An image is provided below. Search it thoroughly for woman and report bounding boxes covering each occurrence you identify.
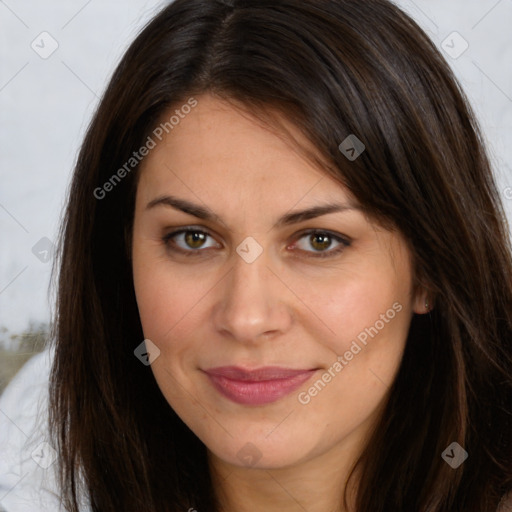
[46,0,512,510]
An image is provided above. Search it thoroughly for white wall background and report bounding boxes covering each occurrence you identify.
[1,0,511,346]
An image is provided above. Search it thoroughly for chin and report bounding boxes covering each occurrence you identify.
[204,429,316,470]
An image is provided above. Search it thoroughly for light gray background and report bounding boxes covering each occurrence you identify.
[1,0,511,345]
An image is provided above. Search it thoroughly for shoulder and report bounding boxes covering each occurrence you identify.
[0,348,89,511]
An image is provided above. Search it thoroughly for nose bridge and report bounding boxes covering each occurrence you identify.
[230,250,269,300]
[213,248,291,342]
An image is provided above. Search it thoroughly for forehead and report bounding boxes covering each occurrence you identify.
[137,94,353,207]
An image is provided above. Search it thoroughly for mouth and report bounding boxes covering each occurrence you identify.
[202,366,318,405]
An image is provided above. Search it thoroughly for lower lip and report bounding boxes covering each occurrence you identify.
[204,371,317,405]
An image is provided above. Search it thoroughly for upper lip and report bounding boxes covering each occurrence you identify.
[202,366,317,381]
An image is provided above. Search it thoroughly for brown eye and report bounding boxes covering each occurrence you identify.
[291,230,351,258]
[162,229,220,253]
[184,231,207,249]
[309,233,332,251]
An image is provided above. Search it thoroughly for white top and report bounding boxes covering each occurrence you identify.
[1,349,510,512]
[0,349,89,512]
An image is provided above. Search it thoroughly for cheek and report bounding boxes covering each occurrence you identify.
[335,280,409,351]
[293,277,410,434]
[132,243,192,343]
[133,247,219,370]
[291,261,411,353]
[133,264,204,345]
[289,257,413,418]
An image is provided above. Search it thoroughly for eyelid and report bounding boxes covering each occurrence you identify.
[294,228,351,245]
[162,225,216,241]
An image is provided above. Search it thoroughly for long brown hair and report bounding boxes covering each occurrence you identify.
[48,0,512,510]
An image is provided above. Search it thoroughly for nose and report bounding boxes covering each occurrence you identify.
[212,249,293,344]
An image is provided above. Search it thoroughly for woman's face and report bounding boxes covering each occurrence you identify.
[132,94,424,472]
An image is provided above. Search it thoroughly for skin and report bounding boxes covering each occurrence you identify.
[131,94,428,512]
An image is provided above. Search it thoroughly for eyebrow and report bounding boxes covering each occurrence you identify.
[145,194,359,228]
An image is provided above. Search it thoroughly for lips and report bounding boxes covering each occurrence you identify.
[202,366,317,405]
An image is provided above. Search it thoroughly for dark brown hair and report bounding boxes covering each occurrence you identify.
[49,0,512,510]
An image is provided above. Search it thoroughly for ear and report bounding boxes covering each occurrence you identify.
[413,288,433,315]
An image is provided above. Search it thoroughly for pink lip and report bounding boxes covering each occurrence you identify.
[202,366,317,405]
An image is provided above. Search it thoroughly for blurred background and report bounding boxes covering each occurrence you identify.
[1,0,511,393]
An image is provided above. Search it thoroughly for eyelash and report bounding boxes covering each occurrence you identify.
[161,226,351,259]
